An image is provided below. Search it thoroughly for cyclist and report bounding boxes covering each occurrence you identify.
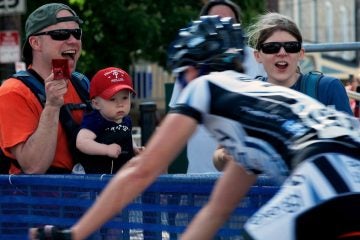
[30,16,360,240]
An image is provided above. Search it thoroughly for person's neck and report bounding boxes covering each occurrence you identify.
[114,118,123,124]
[30,60,52,81]
[98,109,124,124]
[268,73,300,88]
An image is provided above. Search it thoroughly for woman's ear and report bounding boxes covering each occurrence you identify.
[298,47,305,60]
[253,50,262,63]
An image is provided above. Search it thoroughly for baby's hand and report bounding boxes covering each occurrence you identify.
[107,143,121,158]
[134,146,145,155]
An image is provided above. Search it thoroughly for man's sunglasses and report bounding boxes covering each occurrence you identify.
[259,41,302,54]
[32,29,82,41]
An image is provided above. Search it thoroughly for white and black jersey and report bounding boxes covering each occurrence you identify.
[170,70,360,183]
[244,153,360,240]
[170,70,360,239]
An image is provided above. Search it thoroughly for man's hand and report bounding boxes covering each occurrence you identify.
[29,225,72,240]
[44,73,68,108]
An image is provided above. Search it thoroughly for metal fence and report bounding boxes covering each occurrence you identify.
[0,174,278,240]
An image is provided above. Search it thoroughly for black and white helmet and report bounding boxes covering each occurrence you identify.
[167,15,245,73]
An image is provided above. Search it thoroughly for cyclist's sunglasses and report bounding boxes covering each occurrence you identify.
[32,29,82,41]
[259,41,302,54]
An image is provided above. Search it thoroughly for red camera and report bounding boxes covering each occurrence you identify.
[52,59,70,80]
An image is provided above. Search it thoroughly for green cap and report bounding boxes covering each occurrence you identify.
[23,3,83,65]
[25,3,83,39]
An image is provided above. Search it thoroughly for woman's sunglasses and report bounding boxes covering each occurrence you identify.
[259,41,302,54]
[32,29,82,41]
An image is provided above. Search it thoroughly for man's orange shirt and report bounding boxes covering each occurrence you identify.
[0,77,84,174]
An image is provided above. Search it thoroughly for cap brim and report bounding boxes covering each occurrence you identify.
[99,86,136,100]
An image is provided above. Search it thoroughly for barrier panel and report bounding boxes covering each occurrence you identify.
[0,174,279,239]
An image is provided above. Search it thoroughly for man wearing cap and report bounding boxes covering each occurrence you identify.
[75,67,142,174]
[0,3,86,174]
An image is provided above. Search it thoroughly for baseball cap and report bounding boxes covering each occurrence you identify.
[90,67,136,99]
[22,3,83,64]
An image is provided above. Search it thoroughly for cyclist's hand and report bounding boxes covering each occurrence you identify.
[29,225,72,240]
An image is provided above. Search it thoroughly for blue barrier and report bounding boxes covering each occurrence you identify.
[0,174,279,239]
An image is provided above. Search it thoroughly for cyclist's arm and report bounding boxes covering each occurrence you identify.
[181,160,257,240]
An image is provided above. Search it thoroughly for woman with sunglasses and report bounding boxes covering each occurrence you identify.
[249,12,352,115]
[213,12,353,171]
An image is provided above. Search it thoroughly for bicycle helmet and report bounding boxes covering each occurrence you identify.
[167,15,245,74]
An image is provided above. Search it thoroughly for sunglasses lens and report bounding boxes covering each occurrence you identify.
[70,29,82,40]
[260,42,301,54]
[284,42,301,53]
[49,31,71,40]
[261,43,281,54]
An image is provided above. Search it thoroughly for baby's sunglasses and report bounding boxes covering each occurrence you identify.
[259,41,302,54]
[32,29,82,41]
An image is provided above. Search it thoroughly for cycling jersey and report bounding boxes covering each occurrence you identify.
[244,153,360,240]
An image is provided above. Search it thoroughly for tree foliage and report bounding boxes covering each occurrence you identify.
[24,0,265,77]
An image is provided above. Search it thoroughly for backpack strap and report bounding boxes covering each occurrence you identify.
[60,72,92,153]
[13,70,46,105]
[69,71,92,111]
[300,71,323,99]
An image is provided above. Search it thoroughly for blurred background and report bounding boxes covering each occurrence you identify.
[1,0,360,116]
